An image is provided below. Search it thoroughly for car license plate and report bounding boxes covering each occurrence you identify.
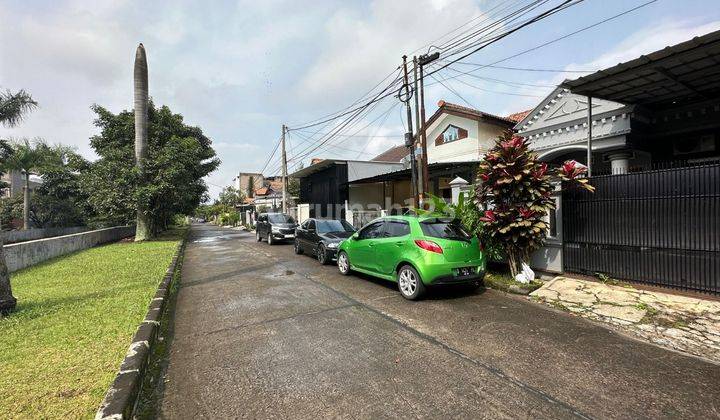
[456,266,475,277]
[284,234,294,238]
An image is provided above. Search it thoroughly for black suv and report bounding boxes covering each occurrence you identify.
[294,218,356,264]
[256,213,297,245]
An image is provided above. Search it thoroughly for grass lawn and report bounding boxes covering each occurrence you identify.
[0,228,184,419]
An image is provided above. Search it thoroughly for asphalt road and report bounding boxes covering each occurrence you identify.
[158,224,720,419]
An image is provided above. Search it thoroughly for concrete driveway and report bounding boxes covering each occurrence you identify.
[158,224,720,419]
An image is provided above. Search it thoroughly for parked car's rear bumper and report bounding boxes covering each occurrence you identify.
[430,270,485,285]
[416,257,487,285]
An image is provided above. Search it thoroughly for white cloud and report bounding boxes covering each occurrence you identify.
[296,0,486,105]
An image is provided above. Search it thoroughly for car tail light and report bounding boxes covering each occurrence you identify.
[414,239,443,254]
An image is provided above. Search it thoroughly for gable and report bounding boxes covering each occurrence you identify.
[517,88,627,135]
[434,124,468,146]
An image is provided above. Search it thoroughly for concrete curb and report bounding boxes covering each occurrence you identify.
[95,231,188,420]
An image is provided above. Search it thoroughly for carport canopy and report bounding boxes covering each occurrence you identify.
[562,29,720,110]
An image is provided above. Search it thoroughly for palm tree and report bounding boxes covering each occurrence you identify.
[0,89,38,314]
[2,139,62,230]
[134,43,152,241]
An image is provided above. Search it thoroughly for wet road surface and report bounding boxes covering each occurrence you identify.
[158,224,720,419]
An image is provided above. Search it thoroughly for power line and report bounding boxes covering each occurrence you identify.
[429,74,477,108]
[257,135,282,174]
[451,62,593,73]
[425,0,585,80]
[432,68,546,97]
[434,0,658,83]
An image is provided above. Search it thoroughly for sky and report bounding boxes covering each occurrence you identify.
[1,0,719,199]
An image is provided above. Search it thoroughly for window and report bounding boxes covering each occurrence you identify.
[384,220,410,238]
[358,222,384,240]
[435,125,468,146]
[316,219,355,234]
[268,214,295,224]
[443,125,460,143]
[420,218,472,241]
[307,220,316,230]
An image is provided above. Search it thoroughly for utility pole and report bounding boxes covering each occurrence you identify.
[586,96,592,177]
[417,52,439,207]
[281,124,288,213]
[400,56,418,207]
[412,56,423,200]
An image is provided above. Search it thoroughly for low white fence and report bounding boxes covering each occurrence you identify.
[3,226,136,272]
[2,226,91,244]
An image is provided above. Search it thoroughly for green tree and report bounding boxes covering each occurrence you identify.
[0,88,37,314]
[2,139,68,229]
[218,185,244,208]
[475,130,594,278]
[83,102,220,233]
[287,177,300,199]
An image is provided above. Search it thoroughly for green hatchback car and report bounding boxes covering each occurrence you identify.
[336,215,485,300]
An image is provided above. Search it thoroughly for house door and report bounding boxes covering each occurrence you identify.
[530,190,563,273]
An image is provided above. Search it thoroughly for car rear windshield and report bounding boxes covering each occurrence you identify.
[420,218,472,241]
[316,219,355,234]
[268,214,295,224]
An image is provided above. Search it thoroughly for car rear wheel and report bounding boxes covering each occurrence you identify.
[294,240,303,254]
[317,244,328,265]
[337,251,350,275]
[398,265,425,300]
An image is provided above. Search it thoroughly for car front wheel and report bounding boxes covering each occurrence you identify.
[337,251,350,275]
[267,234,274,245]
[397,265,426,300]
[256,231,262,242]
[294,240,303,254]
[317,244,329,265]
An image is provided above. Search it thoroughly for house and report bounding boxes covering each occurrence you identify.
[424,101,518,164]
[233,172,264,198]
[1,170,42,198]
[343,101,518,224]
[516,29,720,293]
[289,159,404,220]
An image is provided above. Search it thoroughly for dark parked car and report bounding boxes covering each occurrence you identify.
[256,213,297,245]
[294,218,356,264]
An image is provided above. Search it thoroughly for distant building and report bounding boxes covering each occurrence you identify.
[1,170,42,198]
[233,172,264,198]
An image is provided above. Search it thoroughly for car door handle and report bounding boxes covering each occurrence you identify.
[395,241,403,247]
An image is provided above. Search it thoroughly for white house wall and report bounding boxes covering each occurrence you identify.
[425,113,505,164]
[517,89,632,156]
[346,161,404,182]
[348,183,384,209]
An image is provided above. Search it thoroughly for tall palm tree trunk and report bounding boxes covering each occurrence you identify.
[134,43,152,241]
[23,172,30,230]
[0,236,16,314]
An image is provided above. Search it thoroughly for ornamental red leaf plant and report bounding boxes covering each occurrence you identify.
[476,129,595,278]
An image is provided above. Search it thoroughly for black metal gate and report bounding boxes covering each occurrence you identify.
[562,164,720,293]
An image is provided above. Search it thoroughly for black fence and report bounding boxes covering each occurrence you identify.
[562,164,720,293]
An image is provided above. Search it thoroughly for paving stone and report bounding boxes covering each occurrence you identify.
[532,277,720,363]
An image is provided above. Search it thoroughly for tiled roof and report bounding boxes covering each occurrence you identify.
[506,109,532,123]
[371,145,408,162]
[426,101,517,129]
[254,187,269,196]
[268,179,284,191]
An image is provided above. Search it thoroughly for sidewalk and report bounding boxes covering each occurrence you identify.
[531,277,720,363]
